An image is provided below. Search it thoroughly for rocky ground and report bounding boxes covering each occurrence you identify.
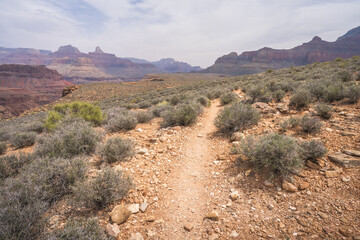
[5,91,360,240]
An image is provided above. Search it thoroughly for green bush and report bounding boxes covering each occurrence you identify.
[45,217,110,240]
[73,168,132,208]
[207,90,224,100]
[151,104,171,117]
[290,89,312,108]
[105,108,138,133]
[336,70,352,82]
[100,137,134,164]
[220,92,238,105]
[215,102,260,134]
[35,118,100,158]
[0,154,32,180]
[135,110,154,123]
[241,133,303,176]
[315,103,333,119]
[197,96,211,107]
[247,85,272,103]
[0,142,6,155]
[346,85,360,103]
[162,103,202,127]
[324,84,345,102]
[299,115,323,133]
[45,101,103,131]
[300,140,327,162]
[10,132,37,149]
[272,90,286,102]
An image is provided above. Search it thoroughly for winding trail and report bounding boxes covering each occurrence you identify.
[159,100,222,239]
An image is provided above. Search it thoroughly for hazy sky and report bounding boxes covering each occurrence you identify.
[1,0,359,67]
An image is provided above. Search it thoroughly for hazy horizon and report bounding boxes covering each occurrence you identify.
[1,0,360,68]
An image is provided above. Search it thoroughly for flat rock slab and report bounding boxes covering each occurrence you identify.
[328,153,360,168]
[342,149,360,157]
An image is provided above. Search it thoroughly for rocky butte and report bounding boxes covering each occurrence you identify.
[203,26,360,75]
[0,64,71,119]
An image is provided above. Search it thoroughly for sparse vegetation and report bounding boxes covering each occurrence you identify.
[72,168,132,208]
[299,115,323,133]
[300,140,327,162]
[290,89,312,108]
[45,217,110,240]
[215,102,260,134]
[0,142,6,155]
[220,92,238,105]
[100,137,134,163]
[162,103,202,127]
[135,110,154,123]
[0,154,32,180]
[315,103,333,119]
[35,118,100,158]
[346,85,360,103]
[10,132,37,149]
[240,133,303,176]
[105,108,138,132]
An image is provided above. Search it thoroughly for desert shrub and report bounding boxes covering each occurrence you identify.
[241,133,303,176]
[138,101,152,109]
[162,103,202,127]
[299,115,323,133]
[0,142,6,155]
[307,80,327,99]
[299,140,327,162]
[44,101,103,131]
[169,95,181,105]
[72,168,132,208]
[207,90,224,100]
[290,89,312,108]
[346,85,360,103]
[23,121,45,133]
[215,102,260,134]
[279,117,300,131]
[272,90,286,102]
[105,108,138,133]
[336,70,352,82]
[10,132,37,149]
[100,137,134,164]
[0,128,13,142]
[315,103,333,119]
[197,96,211,107]
[35,118,100,158]
[0,188,47,240]
[324,84,346,102]
[0,154,32,180]
[151,104,170,117]
[45,217,109,240]
[220,92,238,105]
[247,85,272,103]
[135,110,154,123]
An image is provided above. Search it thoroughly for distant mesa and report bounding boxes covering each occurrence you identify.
[203,25,360,75]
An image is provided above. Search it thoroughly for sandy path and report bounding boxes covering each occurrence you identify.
[158,100,222,239]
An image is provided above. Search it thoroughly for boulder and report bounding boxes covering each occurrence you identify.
[110,205,132,224]
[328,153,360,168]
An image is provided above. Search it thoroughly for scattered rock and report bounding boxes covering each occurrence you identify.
[184,224,193,232]
[146,215,155,222]
[318,212,329,220]
[110,205,132,224]
[340,131,356,136]
[129,232,144,240]
[306,160,321,170]
[205,211,219,221]
[341,176,351,183]
[264,180,274,187]
[149,138,158,143]
[128,204,140,214]
[353,235,360,240]
[338,227,351,237]
[325,170,339,178]
[230,132,245,142]
[230,191,239,201]
[137,148,149,155]
[298,181,310,190]
[282,181,297,192]
[253,102,276,114]
[276,103,289,113]
[267,204,274,210]
[325,127,333,132]
[328,153,360,168]
[135,128,143,132]
[230,230,239,238]
[140,202,149,213]
[106,223,120,238]
[342,149,360,157]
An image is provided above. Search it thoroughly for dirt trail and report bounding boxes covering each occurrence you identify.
[159,100,222,239]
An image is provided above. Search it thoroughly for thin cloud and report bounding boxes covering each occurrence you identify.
[0,0,359,67]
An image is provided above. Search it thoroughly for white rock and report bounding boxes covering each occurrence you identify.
[128,204,140,214]
[230,230,239,238]
[135,128,143,132]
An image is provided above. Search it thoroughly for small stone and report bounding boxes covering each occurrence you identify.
[146,215,155,222]
[298,181,310,190]
[325,128,333,132]
[230,132,245,142]
[230,230,239,238]
[197,134,203,138]
[342,149,360,157]
[338,227,351,237]
[267,204,274,210]
[110,205,132,224]
[205,211,219,221]
[135,128,143,132]
[341,176,350,182]
[230,191,239,201]
[217,155,226,160]
[159,137,167,142]
[325,170,339,178]
[209,234,219,240]
[128,204,140,214]
[306,160,321,170]
[318,212,329,220]
[264,180,274,187]
[106,223,120,238]
[282,181,297,192]
[184,224,193,232]
[353,235,360,240]
[137,148,149,155]
[150,138,158,143]
[129,232,144,240]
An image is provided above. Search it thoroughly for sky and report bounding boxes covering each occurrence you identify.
[0,0,360,67]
